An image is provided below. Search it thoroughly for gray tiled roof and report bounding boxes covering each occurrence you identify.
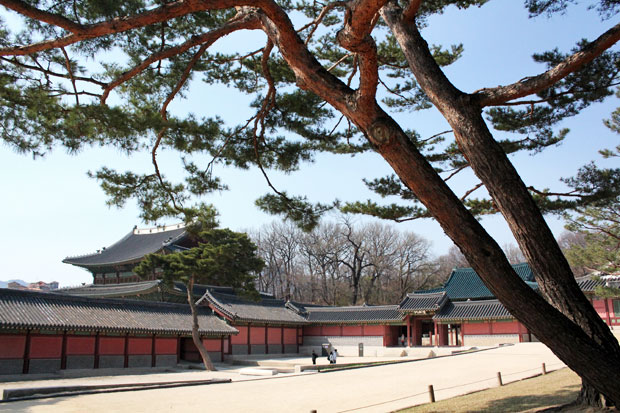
[399,292,448,312]
[305,305,404,323]
[203,291,307,325]
[576,276,603,292]
[433,299,513,321]
[56,280,236,300]
[54,280,163,298]
[0,288,237,336]
[63,225,187,268]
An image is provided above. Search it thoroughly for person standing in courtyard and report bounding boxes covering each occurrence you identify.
[311,350,318,365]
[332,349,338,364]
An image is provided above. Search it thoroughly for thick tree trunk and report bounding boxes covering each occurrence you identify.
[186,276,216,371]
[258,5,620,403]
[380,4,620,404]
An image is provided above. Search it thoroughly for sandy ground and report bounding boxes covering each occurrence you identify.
[0,343,565,413]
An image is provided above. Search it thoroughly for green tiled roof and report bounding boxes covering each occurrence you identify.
[442,263,537,301]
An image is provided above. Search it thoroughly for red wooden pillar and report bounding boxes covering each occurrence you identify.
[22,329,31,374]
[220,336,225,361]
[361,325,365,336]
[281,326,284,353]
[406,315,411,347]
[151,334,156,367]
[61,330,68,370]
[604,299,612,325]
[247,324,251,355]
[340,325,344,336]
[265,325,269,354]
[460,324,465,346]
[94,332,100,368]
[296,326,300,353]
[489,320,493,335]
[433,322,437,346]
[176,335,181,364]
[123,333,129,368]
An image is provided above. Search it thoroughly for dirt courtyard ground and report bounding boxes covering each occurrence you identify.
[0,343,565,413]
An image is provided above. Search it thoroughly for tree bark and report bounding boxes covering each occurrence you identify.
[380,3,620,404]
[187,276,216,371]
[256,4,620,400]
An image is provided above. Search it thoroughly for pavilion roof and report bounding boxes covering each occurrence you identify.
[439,263,538,301]
[433,299,513,321]
[399,291,448,313]
[62,224,187,269]
[0,288,237,336]
[304,305,404,324]
[202,291,307,325]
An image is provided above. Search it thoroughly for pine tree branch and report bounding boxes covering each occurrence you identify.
[0,56,106,86]
[298,1,346,45]
[0,0,245,56]
[0,0,85,33]
[60,46,79,106]
[402,0,421,23]
[101,12,261,103]
[151,42,212,213]
[460,183,483,202]
[476,21,620,107]
[336,0,385,109]
[527,186,585,198]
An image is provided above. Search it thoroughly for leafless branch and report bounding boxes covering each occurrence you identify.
[460,183,483,202]
[444,165,467,182]
[422,129,452,143]
[527,186,586,198]
[327,53,354,72]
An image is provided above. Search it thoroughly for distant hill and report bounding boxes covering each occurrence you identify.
[0,280,29,288]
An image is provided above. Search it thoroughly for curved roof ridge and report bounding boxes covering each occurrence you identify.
[63,229,135,262]
[406,291,446,298]
[209,290,286,306]
[62,226,188,267]
[133,222,186,235]
[3,287,203,311]
[307,304,399,312]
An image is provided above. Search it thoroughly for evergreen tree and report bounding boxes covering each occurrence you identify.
[564,198,620,274]
[1,0,620,404]
[135,209,264,370]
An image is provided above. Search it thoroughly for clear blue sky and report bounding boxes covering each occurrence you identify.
[1,1,618,286]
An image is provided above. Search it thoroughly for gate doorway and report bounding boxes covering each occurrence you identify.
[179,338,200,362]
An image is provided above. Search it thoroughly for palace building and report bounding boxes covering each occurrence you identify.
[0,224,618,375]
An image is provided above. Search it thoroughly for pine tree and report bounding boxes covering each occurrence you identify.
[1,0,620,404]
[135,209,263,370]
